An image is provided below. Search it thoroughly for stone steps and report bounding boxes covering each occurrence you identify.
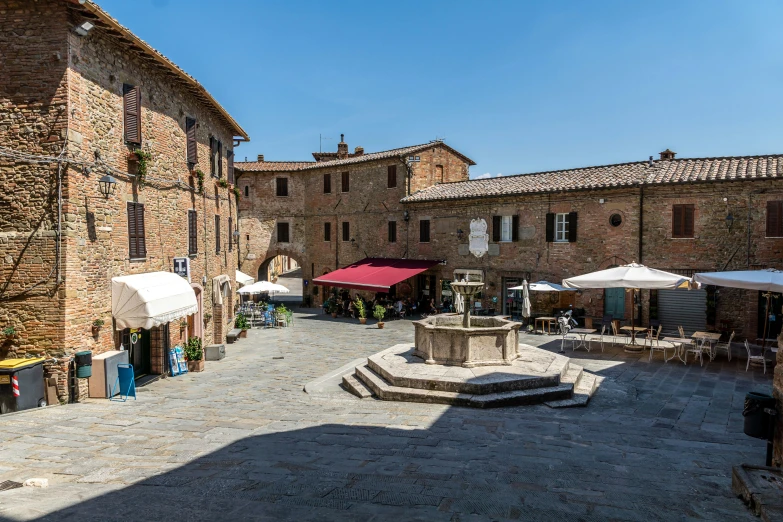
[353,363,574,408]
[544,364,599,408]
[341,372,374,399]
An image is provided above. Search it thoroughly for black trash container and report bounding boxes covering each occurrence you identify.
[0,358,47,414]
[743,391,776,439]
[75,350,92,379]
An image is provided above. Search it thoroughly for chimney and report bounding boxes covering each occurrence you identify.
[257,154,264,162]
[648,156,653,167]
[337,133,348,158]
[354,146,364,156]
[659,149,676,161]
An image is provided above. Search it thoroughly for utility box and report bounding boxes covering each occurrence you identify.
[88,350,129,398]
[205,344,225,361]
[0,358,46,414]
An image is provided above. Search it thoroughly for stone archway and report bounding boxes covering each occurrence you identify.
[188,283,204,341]
[248,250,306,305]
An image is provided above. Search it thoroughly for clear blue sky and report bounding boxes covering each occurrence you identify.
[100,0,783,178]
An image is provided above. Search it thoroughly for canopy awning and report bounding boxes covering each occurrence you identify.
[112,271,198,330]
[313,258,441,292]
[693,269,783,293]
[562,263,691,290]
[236,270,254,286]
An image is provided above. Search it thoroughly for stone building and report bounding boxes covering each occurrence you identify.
[0,0,247,401]
[237,144,782,341]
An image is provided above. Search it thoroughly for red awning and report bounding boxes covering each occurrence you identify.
[312,258,441,292]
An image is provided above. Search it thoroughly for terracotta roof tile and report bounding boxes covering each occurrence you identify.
[233,161,316,172]
[401,154,783,203]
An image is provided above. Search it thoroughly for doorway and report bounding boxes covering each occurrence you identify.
[502,277,522,319]
[604,288,625,319]
[122,327,150,378]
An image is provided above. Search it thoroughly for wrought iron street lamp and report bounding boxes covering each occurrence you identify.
[98,174,117,199]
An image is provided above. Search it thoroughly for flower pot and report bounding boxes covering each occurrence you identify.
[91,325,100,336]
[187,360,204,372]
[377,322,385,329]
[359,318,367,325]
[331,313,337,318]
[240,329,248,338]
[127,152,139,162]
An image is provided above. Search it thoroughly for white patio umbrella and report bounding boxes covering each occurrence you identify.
[237,280,291,295]
[693,268,783,348]
[562,263,692,348]
[508,280,574,292]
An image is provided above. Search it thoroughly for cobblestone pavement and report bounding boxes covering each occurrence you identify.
[0,310,771,521]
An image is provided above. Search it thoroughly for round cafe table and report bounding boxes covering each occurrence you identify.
[621,326,648,353]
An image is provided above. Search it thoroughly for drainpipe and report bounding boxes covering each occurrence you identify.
[638,184,644,264]
[747,190,765,267]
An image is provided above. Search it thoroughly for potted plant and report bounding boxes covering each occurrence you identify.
[204,312,212,325]
[217,178,229,189]
[234,313,250,337]
[2,326,16,339]
[179,318,188,330]
[328,300,337,318]
[355,298,367,324]
[184,337,204,372]
[373,305,386,329]
[91,319,104,336]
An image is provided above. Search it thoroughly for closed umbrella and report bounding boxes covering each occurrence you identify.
[521,280,532,319]
[562,263,692,350]
[693,269,783,348]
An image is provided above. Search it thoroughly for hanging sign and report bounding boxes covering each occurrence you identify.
[173,257,191,283]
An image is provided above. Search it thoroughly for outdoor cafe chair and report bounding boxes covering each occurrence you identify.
[611,322,629,346]
[558,317,577,352]
[642,325,663,350]
[648,329,669,361]
[745,340,767,374]
[685,338,708,366]
[714,331,735,361]
[589,324,607,352]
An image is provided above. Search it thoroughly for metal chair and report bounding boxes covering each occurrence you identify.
[643,325,663,350]
[745,340,766,374]
[713,331,735,361]
[685,337,708,366]
[558,317,577,352]
[611,322,629,346]
[589,324,607,352]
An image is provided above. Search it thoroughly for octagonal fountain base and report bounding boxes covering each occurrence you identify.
[413,313,521,368]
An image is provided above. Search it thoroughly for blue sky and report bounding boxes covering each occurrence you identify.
[99,0,783,178]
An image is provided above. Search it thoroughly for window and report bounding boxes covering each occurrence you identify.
[228,216,233,252]
[215,187,219,209]
[244,185,249,197]
[388,221,397,243]
[188,210,197,255]
[277,222,290,243]
[215,215,221,253]
[419,219,430,243]
[185,117,197,165]
[341,171,349,192]
[492,215,519,242]
[672,204,694,238]
[217,140,223,178]
[767,201,783,238]
[227,148,234,184]
[323,173,331,194]
[436,165,444,183]
[209,137,216,176]
[342,221,350,242]
[610,213,623,227]
[123,84,141,145]
[276,177,289,197]
[387,165,397,188]
[324,222,331,242]
[545,212,577,243]
[127,202,146,259]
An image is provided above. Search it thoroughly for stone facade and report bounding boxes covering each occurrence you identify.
[0,0,245,402]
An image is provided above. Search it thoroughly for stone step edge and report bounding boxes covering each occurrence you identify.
[545,369,600,408]
[342,373,374,399]
[366,356,562,395]
[354,364,573,408]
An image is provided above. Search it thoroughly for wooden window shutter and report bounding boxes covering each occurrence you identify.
[228,216,233,252]
[127,202,146,258]
[137,205,147,258]
[215,215,220,254]
[324,222,331,242]
[227,149,234,184]
[341,171,349,192]
[672,205,683,237]
[683,205,694,237]
[568,212,578,243]
[186,117,197,165]
[389,221,397,243]
[123,84,141,145]
[512,215,519,242]
[188,210,197,255]
[388,165,397,188]
[420,220,430,243]
[323,173,331,194]
[545,213,555,242]
[209,137,215,175]
[492,216,501,242]
[768,201,783,237]
[342,222,350,241]
[127,202,137,259]
[217,140,223,178]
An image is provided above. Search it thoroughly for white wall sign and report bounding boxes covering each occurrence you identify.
[468,218,489,258]
[173,257,191,283]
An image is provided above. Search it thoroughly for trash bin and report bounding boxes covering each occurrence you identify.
[0,358,47,414]
[75,350,92,379]
[743,391,776,439]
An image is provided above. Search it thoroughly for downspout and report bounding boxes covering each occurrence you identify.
[638,184,644,264]
[747,189,765,267]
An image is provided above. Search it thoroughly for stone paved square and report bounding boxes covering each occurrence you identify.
[0,310,771,521]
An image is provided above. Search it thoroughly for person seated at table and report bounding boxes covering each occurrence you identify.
[395,299,404,317]
[346,300,355,318]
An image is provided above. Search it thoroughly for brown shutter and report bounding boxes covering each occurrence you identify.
[186,117,197,165]
[215,215,220,253]
[492,216,501,242]
[228,216,233,252]
[323,173,331,193]
[672,205,683,237]
[767,201,782,237]
[388,165,397,188]
[545,213,555,242]
[188,210,197,255]
[217,141,223,178]
[342,222,349,241]
[683,205,694,237]
[389,221,396,243]
[227,149,234,184]
[136,203,146,257]
[568,212,578,243]
[209,136,215,176]
[512,215,519,242]
[420,220,430,243]
[324,222,331,242]
[342,171,349,192]
[127,202,137,259]
[123,84,141,145]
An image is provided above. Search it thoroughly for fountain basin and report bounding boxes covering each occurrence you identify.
[412,314,521,367]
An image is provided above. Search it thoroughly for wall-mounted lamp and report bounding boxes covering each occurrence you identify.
[98,174,117,199]
[232,229,240,245]
[403,211,410,222]
[456,228,464,240]
[725,212,735,231]
[74,21,94,37]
